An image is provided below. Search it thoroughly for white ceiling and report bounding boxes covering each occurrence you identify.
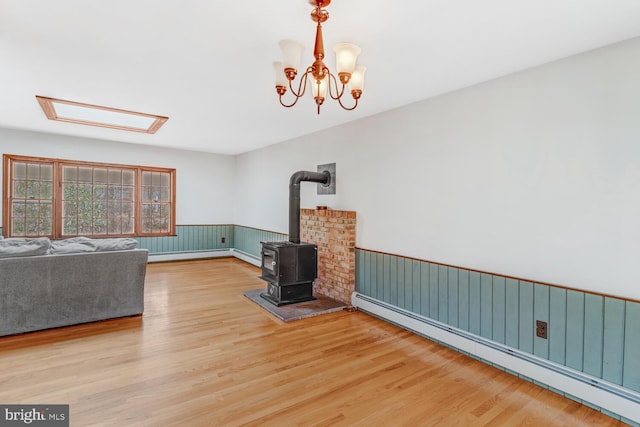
[1,0,640,155]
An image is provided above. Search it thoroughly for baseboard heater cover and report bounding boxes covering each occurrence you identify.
[351,292,640,423]
[231,249,261,267]
[148,249,232,263]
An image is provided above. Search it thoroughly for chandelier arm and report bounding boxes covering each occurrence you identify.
[327,71,346,100]
[279,94,301,108]
[280,70,313,108]
[336,95,358,111]
[288,68,313,98]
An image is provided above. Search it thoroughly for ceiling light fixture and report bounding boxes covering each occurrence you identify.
[273,0,366,115]
[36,96,168,134]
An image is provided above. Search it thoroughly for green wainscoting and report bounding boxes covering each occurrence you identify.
[123,224,287,256]
[233,225,287,258]
[136,224,234,254]
[355,248,640,398]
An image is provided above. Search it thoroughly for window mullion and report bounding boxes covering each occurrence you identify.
[135,168,142,235]
[53,162,60,238]
[106,169,111,236]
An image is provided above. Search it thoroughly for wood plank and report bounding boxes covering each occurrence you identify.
[196,223,203,250]
[458,270,470,331]
[412,260,421,314]
[229,225,235,247]
[382,253,391,304]
[175,225,184,251]
[429,262,439,319]
[480,273,493,339]
[363,250,371,297]
[533,284,550,359]
[376,252,385,303]
[0,258,624,427]
[388,254,398,307]
[208,225,214,248]
[404,258,414,311]
[566,290,586,372]
[355,250,365,293]
[397,257,406,310]
[149,234,157,253]
[225,225,231,249]
[221,225,227,248]
[623,301,640,392]
[439,265,449,324]
[505,278,519,348]
[420,261,429,317]
[402,257,411,310]
[583,294,604,378]
[448,267,459,328]
[210,225,218,250]
[234,226,243,251]
[602,298,625,386]
[181,225,190,251]
[549,287,567,365]
[492,276,506,344]
[209,225,215,249]
[469,272,481,335]
[370,251,378,300]
[519,281,534,354]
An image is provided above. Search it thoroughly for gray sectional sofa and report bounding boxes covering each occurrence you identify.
[0,237,148,336]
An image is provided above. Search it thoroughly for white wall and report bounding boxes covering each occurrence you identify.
[0,128,236,224]
[234,36,640,300]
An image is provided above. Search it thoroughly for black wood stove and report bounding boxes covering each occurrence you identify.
[259,241,317,306]
[259,170,331,306]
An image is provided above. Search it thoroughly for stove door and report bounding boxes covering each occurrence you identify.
[261,248,277,279]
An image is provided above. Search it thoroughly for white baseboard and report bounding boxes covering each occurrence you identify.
[148,250,232,263]
[351,292,640,423]
[231,249,261,267]
[146,248,261,268]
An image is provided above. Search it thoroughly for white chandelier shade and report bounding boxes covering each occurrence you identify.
[333,43,361,76]
[311,74,329,99]
[349,65,366,92]
[272,62,288,88]
[278,40,305,72]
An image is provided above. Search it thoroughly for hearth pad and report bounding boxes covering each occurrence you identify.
[243,288,347,322]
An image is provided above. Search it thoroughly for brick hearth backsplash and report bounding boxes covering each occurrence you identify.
[300,208,356,304]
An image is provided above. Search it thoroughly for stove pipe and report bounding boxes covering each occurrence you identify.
[289,170,331,243]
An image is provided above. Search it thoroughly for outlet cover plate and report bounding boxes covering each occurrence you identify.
[536,320,548,339]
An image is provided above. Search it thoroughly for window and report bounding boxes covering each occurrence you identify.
[60,165,136,236]
[8,161,54,236]
[2,154,175,238]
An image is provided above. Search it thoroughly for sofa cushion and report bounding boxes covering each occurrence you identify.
[49,237,97,254]
[0,237,51,258]
[92,238,138,252]
[49,237,138,254]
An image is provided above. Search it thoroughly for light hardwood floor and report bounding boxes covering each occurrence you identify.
[0,258,625,426]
